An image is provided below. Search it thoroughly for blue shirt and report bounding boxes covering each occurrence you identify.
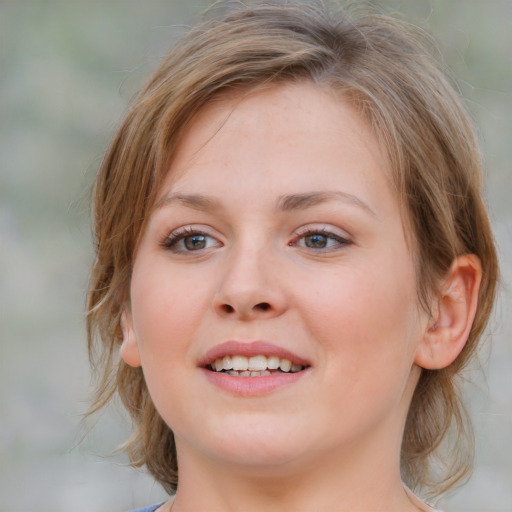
[128,504,164,512]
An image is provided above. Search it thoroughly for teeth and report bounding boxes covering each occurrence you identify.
[222,355,232,370]
[212,354,305,374]
[279,358,292,372]
[225,369,277,377]
[267,356,280,370]
[248,355,267,371]
[232,355,249,371]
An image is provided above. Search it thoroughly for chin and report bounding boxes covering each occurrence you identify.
[189,418,312,469]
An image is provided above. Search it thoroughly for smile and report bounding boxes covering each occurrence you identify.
[209,354,306,376]
[200,341,311,395]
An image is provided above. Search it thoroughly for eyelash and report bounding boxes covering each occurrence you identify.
[162,226,351,254]
[162,227,221,253]
[290,227,351,252]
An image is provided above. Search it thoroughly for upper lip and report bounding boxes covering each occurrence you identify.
[198,340,311,368]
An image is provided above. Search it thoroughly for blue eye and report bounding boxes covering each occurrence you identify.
[183,234,208,250]
[164,230,220,253]
[294,230,350,251]
[303,233,330,249]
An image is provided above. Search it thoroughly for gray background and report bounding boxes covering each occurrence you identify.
[0,1,510,511]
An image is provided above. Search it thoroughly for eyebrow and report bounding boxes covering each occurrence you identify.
[154,193,221,212]
[154,190,375,216]
[277,191,376,216]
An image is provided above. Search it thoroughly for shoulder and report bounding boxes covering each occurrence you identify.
[127,504,165,512]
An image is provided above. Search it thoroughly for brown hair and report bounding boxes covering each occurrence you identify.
[87,0,498,499]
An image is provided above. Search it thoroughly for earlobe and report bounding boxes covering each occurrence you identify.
[120,310,142,367]
[415,254,482,370]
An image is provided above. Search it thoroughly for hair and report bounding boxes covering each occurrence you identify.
[87,0,498,500]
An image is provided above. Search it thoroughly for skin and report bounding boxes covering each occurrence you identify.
[120,82,481,512]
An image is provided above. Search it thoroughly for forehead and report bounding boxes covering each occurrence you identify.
[158,82,394,204]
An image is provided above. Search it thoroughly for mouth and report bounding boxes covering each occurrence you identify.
[207,354,307,377]
[199,340,311,378]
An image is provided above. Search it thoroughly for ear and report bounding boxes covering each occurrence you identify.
[120,309,142,367]
[415,254,482,370]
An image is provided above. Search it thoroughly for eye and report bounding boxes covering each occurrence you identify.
[292,228,351,252]
[302,233,332,249]
[163,228,221,253]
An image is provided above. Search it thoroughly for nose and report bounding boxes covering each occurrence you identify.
[212,244,287,321]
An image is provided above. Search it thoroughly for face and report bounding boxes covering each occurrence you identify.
[121,83,430,474]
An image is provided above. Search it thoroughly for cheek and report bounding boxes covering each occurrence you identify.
[129,262,213,427]
[311,269,421,422]
[130,260,210,365]
[298,255,421,377]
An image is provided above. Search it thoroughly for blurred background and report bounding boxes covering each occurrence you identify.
[0,1,510,511]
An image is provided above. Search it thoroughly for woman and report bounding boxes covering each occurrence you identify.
[87,2,498,511]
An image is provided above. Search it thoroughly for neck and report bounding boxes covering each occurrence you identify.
[171,432,420,512]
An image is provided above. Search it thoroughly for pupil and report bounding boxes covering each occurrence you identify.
[185,235,206,250]
[306,234,327,248]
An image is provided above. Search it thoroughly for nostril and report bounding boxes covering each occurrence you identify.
[255,302,271,311]
[218,302,272,315]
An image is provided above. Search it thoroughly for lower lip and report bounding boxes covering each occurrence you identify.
[201,368,309,396]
